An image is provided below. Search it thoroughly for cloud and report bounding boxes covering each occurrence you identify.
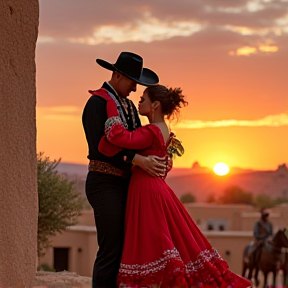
[69,15,203,45]
[37,36,55,43]
[230,45,258,55]
[37,106,288,130]
[223,25,283,36]
[37,106,81,121]
[258,44,279,52]
[175,113,288,129]
[38,0,288,47]
[229,44,278,55]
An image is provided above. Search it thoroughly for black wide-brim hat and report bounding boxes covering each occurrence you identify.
[96,51,159,86]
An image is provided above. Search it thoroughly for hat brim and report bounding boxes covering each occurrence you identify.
[96,59,159,86]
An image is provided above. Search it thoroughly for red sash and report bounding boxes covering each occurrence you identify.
[89,88,119,117]
[89,88,122,156]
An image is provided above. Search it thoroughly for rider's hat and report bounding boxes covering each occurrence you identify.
[261,209,269,217]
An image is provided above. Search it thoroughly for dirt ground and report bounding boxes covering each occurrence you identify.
[33,271,92,288]
[33,270,286,288]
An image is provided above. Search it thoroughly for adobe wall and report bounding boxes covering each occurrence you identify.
[0,1,39,287]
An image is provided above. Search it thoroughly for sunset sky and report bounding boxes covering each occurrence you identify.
[36,0,288,170]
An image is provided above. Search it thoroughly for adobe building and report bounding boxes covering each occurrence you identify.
[0,1,39,287]
[39,203,288,277]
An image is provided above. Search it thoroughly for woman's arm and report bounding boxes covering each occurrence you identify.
[98,117,167,177]
[104,116,155,150]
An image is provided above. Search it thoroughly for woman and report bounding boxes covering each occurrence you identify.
[98,85,251,288]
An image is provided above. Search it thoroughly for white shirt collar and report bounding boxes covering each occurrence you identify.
[105,81,119,97]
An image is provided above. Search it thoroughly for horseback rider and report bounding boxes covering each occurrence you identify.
[250,209,273,260]
[254,209,273,242]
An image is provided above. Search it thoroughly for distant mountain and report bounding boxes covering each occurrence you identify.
[56,162,88,178]
[166,164,288,201]
[56,162,288,202]
[55,162,201,178]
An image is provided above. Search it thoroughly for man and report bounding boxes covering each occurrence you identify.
[249,209,273,261]
[253,209,273,242]
[82,52,166,288]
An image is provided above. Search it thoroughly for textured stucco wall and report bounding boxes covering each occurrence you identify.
[0,1,39,287]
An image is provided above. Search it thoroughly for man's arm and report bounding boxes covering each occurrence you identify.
[123,151,166,177]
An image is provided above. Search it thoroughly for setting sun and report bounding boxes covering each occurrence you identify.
[213,162,230,176]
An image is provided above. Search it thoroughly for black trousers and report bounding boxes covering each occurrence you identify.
[85,171,130,288]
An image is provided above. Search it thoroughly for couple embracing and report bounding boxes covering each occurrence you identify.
[82,51,251,288]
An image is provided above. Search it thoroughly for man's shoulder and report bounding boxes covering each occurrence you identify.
[83,94,107,115]
[90,94,107,101]
[88,88,108,97]
[86,93,107,104]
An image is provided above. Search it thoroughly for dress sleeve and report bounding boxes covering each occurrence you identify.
[105,116,155,150]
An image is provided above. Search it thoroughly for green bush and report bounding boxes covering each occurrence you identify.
[180,193,196,204]
[253,194,275,210]
[37,153,85,257]
[219,185,253,205]
[38,263,55,272]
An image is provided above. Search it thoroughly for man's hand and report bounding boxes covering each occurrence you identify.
[132,154,166,177]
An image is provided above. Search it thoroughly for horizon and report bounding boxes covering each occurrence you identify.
[56,160,288,172]
[36,0,288,170]
[56,161,288,203]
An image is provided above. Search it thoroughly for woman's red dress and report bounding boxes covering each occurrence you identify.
[99,121,251,288]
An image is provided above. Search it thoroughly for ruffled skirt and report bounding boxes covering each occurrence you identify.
[118,168,251,288]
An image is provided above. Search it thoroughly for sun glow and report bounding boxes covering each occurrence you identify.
[213,162,230,176]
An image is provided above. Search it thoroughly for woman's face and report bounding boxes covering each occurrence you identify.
[138,91,152,116]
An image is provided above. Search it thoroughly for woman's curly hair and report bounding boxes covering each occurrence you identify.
[144,85,188,122]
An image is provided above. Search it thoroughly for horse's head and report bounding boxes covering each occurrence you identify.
[273,228,288,248]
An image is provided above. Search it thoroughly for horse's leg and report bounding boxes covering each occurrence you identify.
[254,268,260,287]
[263,272,268,288]
[242,261,247,278]
[272,271,276,288]
[242,245,250,278]
[247,266,253,281]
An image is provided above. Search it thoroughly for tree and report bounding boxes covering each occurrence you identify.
[37,153,85,257]
[253,194,275,210]
[219,185,253,205]
[180,193,196,204]
[273,197,288,206]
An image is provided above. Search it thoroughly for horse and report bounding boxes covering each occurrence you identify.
[242,243,255,283]
[242,229,288,288]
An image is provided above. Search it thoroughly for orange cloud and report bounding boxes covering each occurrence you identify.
[259,45,278,52]
[229,44,279,56]
[174,113,288,129]
[236,46,258,56]
[37,106,80,121]
[38,107,288,129]
[69,15,203,45]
